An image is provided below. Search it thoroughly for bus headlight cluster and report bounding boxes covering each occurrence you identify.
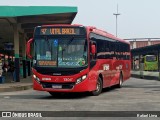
[33,74,40,83]
[76,75,87,84]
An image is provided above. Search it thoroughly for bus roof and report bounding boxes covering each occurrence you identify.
[87,26,129,44]
[36,24,129,44]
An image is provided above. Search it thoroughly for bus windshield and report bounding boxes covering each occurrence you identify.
[146,55,157,62]
[34,37,88,68]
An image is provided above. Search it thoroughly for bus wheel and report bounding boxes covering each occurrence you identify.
[117,73,123,88]
[91,77,102,96]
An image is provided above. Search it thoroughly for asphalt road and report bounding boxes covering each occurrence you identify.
[0,77,160,120]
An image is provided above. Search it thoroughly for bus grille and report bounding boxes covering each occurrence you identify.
[41,82,75,89]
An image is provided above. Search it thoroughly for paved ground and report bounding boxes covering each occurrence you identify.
[0,77,160,120]
[0,71,159,93]
[132,70,160,80]
[0,73,32,92]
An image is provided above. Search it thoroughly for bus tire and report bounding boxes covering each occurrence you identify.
[117,73,123,88]
[91,77,102,96]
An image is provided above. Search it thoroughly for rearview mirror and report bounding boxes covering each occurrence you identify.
[26,38,33,59]
[91,44,96,54]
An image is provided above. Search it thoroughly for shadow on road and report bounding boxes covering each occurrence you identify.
[44,86,119,99]
[102,85,119,93]
[0,85,128,100]
[123,84,160,88]
[0,93,90,99]
[40,92,91,99]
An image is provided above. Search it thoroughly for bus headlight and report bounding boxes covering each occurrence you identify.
[33,74,36,79]
[76,74,87,84]
[33,74,40,83]
[82,75,87,80]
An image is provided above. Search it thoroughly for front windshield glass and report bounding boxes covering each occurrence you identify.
[146,55,157,62]
[34,37,88,68]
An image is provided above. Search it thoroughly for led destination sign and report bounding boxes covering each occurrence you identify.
[40,27,82,35]
[38,61,57,66]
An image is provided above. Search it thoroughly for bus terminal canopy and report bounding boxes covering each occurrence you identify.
[0,6,77,50]
[131,44,160,56]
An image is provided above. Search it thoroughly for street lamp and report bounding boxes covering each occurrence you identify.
[113,4,121,37]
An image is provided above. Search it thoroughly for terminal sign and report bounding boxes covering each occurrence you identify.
[40,28,80,35]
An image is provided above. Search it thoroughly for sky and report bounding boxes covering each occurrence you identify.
[0,0,160,39]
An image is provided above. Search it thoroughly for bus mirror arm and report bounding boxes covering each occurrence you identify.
[26,38,33,59]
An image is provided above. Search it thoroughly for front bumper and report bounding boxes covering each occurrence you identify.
[33,77,91,92]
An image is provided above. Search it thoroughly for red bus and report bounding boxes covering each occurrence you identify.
[27,24,131,96]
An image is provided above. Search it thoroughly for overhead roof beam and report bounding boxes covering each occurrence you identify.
[24,29,34,33]
[21,20,71,29]
[7,17,17,23]
[17,14,74,23]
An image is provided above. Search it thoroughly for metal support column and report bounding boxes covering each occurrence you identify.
[22,60,26,78]
[27,60,31,76]
[22,34,27,78]
[13,24,20,82]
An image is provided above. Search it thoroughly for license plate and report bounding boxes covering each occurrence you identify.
[52,84,62,89]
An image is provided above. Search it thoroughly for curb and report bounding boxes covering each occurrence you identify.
[0,84,33,92]
[131,74,159,81]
